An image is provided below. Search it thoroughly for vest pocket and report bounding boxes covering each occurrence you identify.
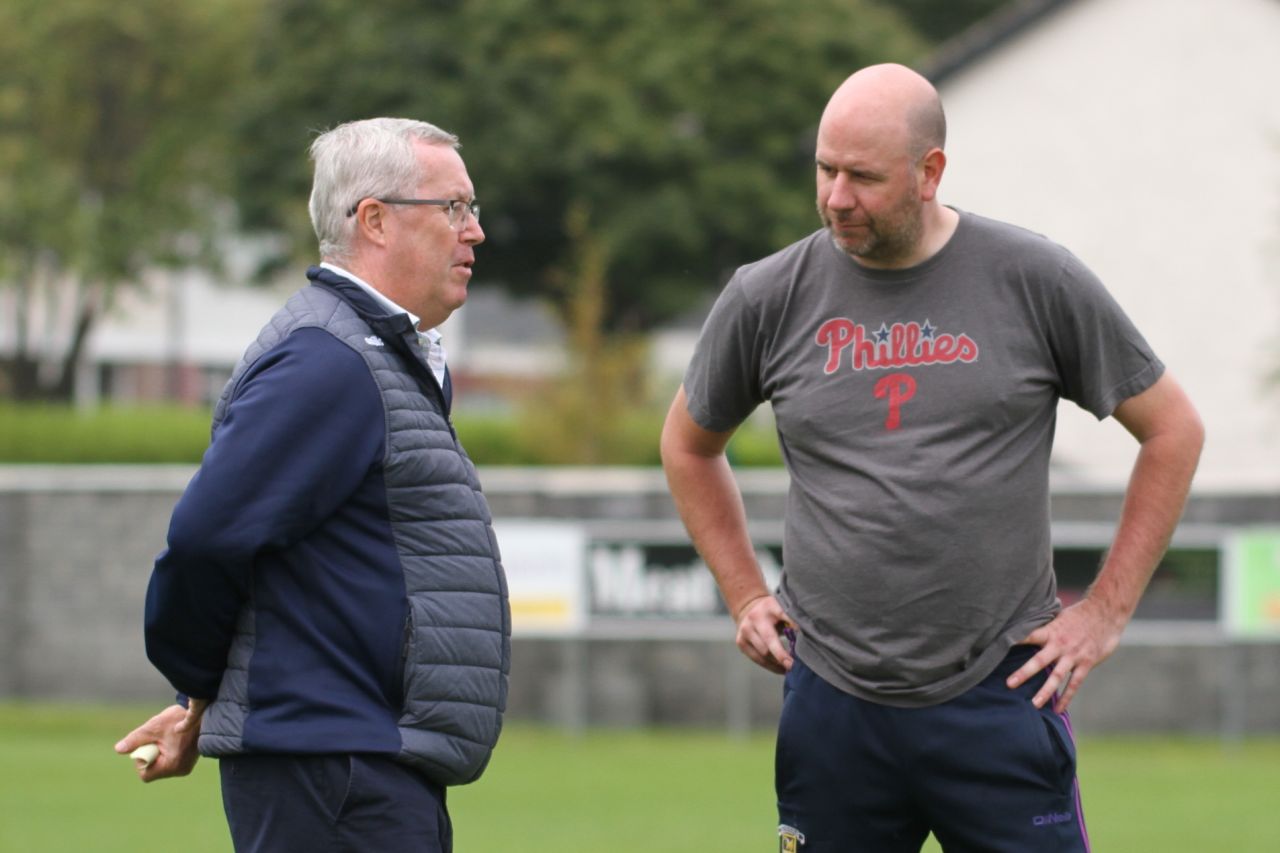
[399,610,417,708]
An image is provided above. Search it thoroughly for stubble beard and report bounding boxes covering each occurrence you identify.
[823,200,924,268]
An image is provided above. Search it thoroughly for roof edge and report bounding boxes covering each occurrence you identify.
[920,0,1078,85]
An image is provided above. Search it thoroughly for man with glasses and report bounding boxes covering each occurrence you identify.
[662,65,1203,851]
[116,118,507,853]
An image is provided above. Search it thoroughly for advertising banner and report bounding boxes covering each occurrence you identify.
[1223,529,1280,639]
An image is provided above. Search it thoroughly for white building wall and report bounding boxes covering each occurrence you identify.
[937,0,1280,489]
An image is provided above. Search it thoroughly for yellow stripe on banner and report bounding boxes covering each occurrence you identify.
[510,598,573,619]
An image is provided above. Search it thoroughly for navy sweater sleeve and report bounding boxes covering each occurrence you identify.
[144,327,386,699]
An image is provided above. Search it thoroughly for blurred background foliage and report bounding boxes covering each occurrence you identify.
[0,403,786,466]
[0,0,1008,461]
[0,0,256,399]
[230,0,1006,333]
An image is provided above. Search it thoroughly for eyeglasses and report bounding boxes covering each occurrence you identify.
[345,197,481,229]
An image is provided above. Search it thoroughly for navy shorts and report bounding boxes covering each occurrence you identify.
[220,753,451,853]
[776,646,1089,852]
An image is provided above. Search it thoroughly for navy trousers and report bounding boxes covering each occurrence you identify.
[776,647,1090,852]
[220,754,451,853]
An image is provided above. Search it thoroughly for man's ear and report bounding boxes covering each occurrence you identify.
[356,200,391,248]
[919,147,947,202]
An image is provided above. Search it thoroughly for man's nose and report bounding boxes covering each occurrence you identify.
[460,217,485,245]
[825,173,858,210]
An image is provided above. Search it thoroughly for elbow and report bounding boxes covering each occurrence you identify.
[1163,407,1206,486]
[659,397,695,473]
[658,418,682,472]
[1188,412,1206,459]
[1179,404,1206,466]
[659,424,693,483]
[660,386,736,471]
[660,415,732,474]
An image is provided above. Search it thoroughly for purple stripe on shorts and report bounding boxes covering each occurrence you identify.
[1059,709,1092,853]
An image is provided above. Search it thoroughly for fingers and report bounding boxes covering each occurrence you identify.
[116,704,202,782]
[137,750,176,783]
[735,596,794,674]
[174,698,209,735]
[118,735,168,782]
[1005,641,1048,691]
[114,706,178,755]
[1030,663,1065,710]
[1006,648,1071,710]
[114,727,149,756]
[1051,662,1091,713]
[136,749,168,783]
[1007,604,1119,711]
[136,735,201,783]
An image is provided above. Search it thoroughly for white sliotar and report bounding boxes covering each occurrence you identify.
[130,743,160,768]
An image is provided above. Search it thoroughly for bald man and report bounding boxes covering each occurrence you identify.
[661,64,1203,852]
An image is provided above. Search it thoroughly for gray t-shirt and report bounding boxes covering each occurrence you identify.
[683,210,1164,707]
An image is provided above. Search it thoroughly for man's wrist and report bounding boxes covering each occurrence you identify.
[731,592,770,623]
[1082,577,1138,628]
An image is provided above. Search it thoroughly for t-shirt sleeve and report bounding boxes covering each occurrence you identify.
[682,274,766,432]
[1048,251,1165,419]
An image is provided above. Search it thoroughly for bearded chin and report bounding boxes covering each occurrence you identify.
[825,215,883,260]
[836,230,875,258]
[827,209,923,266]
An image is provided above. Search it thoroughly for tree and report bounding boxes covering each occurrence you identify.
[231,0,927,332]
[466,0,934,331]
[223,0,936,462]
[230,0,470,276]
[0,0,255,400]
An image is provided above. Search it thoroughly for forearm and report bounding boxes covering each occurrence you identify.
[662,442,770,621]
[1088,422,1203,623]
[1012,374,1202,711]
[144,543,247,699]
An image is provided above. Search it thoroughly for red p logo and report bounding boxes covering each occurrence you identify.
[874,372,917,430]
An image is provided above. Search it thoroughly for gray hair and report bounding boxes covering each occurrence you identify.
[308,118,459,261]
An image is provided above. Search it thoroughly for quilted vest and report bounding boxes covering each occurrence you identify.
[197,272,511,785]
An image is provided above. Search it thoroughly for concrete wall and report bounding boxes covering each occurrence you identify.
[507,633,1280,737]
[2,465,1278,735]
[0,475,182,700]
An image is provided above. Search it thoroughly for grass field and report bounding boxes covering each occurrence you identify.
[1,702,1276,852]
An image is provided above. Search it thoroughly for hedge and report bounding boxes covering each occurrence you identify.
[0,404,783,467]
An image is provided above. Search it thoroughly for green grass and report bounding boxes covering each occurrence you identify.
[2,702,1277,852]
[0,703,227,852]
